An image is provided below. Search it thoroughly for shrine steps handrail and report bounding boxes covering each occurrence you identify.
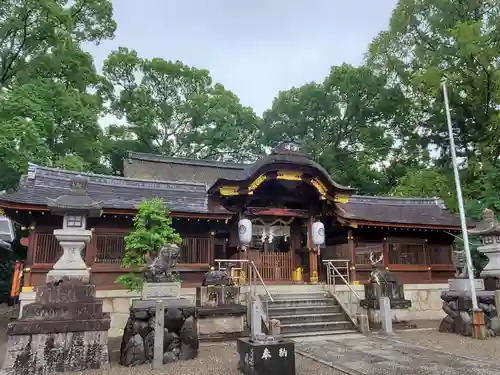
[214,258,274,302]
[322,260,362,324]
[214,258,272,332]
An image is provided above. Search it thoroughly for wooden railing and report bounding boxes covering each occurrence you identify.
[34,233,88,264]
[355,242,383,265]
[247,252,294,281]
[31,232,212,266]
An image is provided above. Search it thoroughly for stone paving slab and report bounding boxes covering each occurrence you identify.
[295,334,500,375]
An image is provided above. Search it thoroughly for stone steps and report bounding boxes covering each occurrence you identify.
[271,312,346,325]
[265,292,357,338]
[267,305,343,316]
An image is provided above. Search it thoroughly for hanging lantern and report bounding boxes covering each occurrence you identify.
[312,221,325,246]
[238,218,252,245]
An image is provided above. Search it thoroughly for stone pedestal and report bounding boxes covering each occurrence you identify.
[46,230,91,284]
[237,337,295,375]
[196,286,247,341]
[119,299,198,366]
[2,280,110,375]
[448,278,484,293]
[360,280,411,328]
[439,291,498,337]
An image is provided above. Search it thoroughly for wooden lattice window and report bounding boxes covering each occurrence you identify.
[95,234,125,264]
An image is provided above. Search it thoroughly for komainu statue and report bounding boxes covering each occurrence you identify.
[144,244,180,282]
[452,249,468,278]
[202,263,234,286]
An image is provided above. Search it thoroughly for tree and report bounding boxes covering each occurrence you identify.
[262,64,406,195]
[368,0,500,167]
[100,47,262,174]
[0,0,116,189]
[0,0,116,89]
[0,43,105,189]
[118,198,181,291]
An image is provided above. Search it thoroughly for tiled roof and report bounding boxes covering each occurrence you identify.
[0,164,230,215]
[125,151,353,192]
[337,195,463,227]
[0,163,464,228]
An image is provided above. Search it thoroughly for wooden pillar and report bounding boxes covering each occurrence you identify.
[85,229,97,267]
[382,237,389,267]
[424,239,432,281]
[348,229,356,282]
[307,217,318,283]
[209,232,215,264]
[309,250,318,283]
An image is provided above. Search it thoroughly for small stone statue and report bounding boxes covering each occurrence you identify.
[202,265,233,286]
[144,244,180,282]
[369,252,391,285]
[452,249,468,278]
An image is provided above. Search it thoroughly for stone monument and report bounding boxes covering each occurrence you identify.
[360,253,411,329]
[2,175,111,374]
[236,302,295,375]
[196,264,246,340]
[120,243,199,367]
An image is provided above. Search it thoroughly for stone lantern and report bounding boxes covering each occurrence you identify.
[46,175,102,284]
[469,208,500,290]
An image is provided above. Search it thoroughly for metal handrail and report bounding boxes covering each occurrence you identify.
[214,258,274,301]
[322,260,361,319]
[215,258,273,333]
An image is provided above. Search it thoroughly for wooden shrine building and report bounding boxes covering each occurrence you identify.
[0,143,462,289]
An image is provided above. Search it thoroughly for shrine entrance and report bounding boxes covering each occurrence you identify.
[207,141,354,283]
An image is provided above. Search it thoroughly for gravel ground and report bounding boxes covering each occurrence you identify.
[97,342,343,375]
[394,329,500,363]
[0,307,341,375]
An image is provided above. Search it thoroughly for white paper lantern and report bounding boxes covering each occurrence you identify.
[311,221,325,246]
[238,218,252,245]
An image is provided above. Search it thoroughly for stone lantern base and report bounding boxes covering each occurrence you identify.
[45,229,91,284]
[2,280,110,375]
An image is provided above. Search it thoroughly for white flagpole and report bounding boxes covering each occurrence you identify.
[441,80,478,310]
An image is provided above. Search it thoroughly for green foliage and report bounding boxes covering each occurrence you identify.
[0,0,115,189]
[100,47,263,174]
[117,198,181,291]
[262,64,405,195]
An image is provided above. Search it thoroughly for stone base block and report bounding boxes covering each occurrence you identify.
[35,282,96,304]
[360,298,411,310]
[196,286,242,306]
[440,290,499,338]
[2,330,109,375]
[483,276,500,291]
[120,299,199,366]
[46,269,90,284]
[448,278,484,293]
[198,315,245,334]
[237,338,295,375]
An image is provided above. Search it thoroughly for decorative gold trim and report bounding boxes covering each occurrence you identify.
[310,178,327,196]
[248,174,267,192]
[0,208,4,216]
[219,186,239,196]
[334,194,350,204]
[310,271,318,284]
[276,171,302,181]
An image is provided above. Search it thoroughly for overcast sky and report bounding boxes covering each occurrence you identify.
[86,0,398,115]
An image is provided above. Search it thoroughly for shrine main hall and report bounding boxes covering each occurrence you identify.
[0,144,461,288]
